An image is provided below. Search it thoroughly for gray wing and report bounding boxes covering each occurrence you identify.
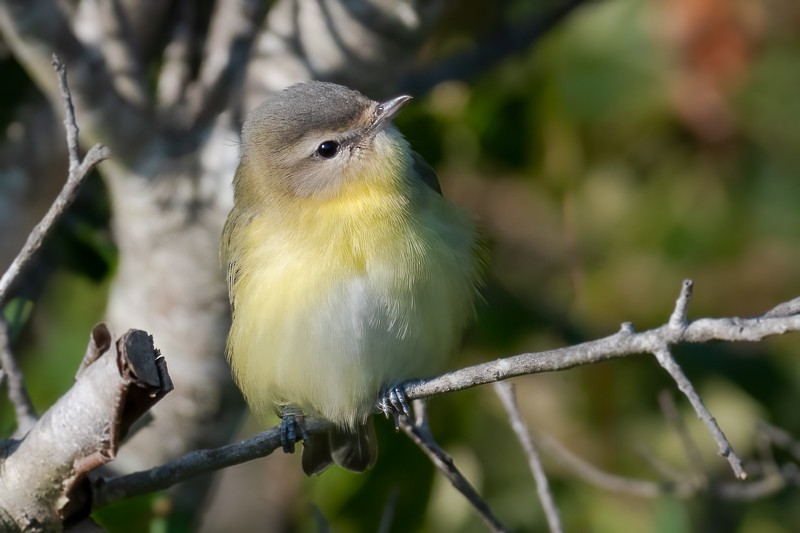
[411,150,442,196]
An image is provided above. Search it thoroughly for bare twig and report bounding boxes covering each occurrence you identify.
[659,280,744,479]
[715,465,800,501]
[669,279,693,328]
[0,58,111,306]
[93,419,330,508]
[536,431,796,502]
[403,288,800,403]
[0,318,36,435]
[537,432,670,497]
[763,297,800,318]
[53,54,81,172]
[86,281,800,508]
[494,382,563,533]
[0,57,110,438]
[653,346,746,479]
[399,400,508,533]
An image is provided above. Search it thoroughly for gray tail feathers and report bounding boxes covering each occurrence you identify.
[301,419,378,476]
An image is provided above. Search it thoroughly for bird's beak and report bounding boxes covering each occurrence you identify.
[368,95,412,134]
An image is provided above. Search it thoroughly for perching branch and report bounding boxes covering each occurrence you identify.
[404,282,800,402]
[93,419,329,508]
[89,281,800,511]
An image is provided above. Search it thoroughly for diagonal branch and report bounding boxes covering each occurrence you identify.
[653,345,745,479]
[0,57,110,306]
[494,382,563,533]
[399,400,508,533]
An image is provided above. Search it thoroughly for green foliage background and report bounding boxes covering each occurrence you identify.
[3,0,800,531]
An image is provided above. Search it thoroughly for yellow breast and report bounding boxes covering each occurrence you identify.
[225,180,481,428]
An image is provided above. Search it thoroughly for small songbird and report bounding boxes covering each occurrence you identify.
[221,81,486,475]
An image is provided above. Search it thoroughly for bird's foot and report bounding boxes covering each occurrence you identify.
[379,383,412,430]
[280,413,309,454]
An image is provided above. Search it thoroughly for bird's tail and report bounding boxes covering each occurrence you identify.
[302,419,378,476]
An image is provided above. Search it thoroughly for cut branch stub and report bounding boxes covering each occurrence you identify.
[0,324,171,531]
[115,329,174,445]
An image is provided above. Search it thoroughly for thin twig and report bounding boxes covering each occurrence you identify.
[669,279,693,328]
[653,346,746,479]
[0,318,36,435]
[52,54,81,172]
[537,432,683,498]
[402,300,800,402]
[0,58,110,436]
[633,447,687,485]
[0,60,111,306]
[399,400,508,533]
[494,382,563,533]
[715,465,799,501]
[93,419,330,507]
[536,431,795,502]
[763,297,800,318]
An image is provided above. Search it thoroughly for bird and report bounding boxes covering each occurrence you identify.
[221,81,486,475]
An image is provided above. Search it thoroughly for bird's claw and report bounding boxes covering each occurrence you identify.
[280,414,309,454]
[379,384,412,430]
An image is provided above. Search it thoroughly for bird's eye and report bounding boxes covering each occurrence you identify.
[316,140,340,159]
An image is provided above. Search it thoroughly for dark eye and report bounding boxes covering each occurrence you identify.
[316,140,339,159]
